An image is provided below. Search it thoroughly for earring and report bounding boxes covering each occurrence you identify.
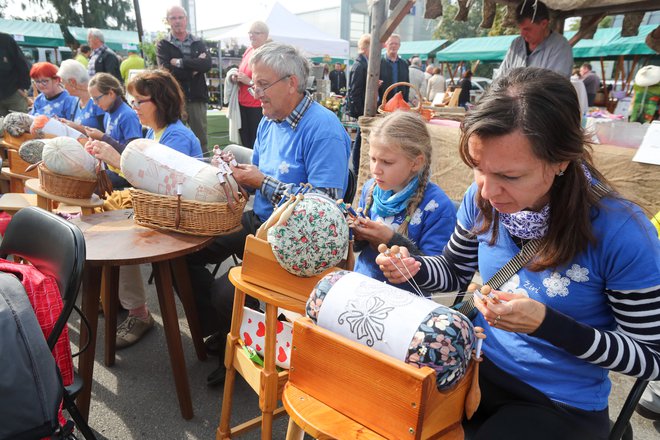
[557,169,565,177]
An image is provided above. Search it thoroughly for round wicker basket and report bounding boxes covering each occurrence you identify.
[377,81,422,115]
[129,188,247,236]
[38,163,97,199]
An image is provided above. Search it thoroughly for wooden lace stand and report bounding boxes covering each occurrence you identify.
[217,235,340,439]
[283,318,479,440]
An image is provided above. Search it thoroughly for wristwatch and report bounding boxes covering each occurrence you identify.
[176,59,183,68]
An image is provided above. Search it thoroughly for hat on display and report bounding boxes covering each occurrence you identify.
[635,65,660,87]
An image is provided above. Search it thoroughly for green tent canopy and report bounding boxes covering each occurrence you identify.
[436,26,658,63]
[69,26,140,52]
[382,39,449,61]
[1,19,139,52]
[1,18,65,47]
[435,35,517,62]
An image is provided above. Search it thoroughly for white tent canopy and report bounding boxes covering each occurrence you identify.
[206,2,349,60]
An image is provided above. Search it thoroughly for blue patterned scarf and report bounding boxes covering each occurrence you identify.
[371,176,419,218]
[499,163,593,240]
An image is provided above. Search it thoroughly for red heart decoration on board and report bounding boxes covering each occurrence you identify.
[286,342,290,348]
[278,347,288,363]
[256,321,266,337]
[248,318,252,324]
[276,320,284,333]
[256,344,262,352]
[243,332,253,346]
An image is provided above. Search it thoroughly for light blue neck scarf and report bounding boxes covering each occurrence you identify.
[371,176,419,218]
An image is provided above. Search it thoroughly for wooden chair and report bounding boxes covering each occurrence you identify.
[282,317,480,440]
[217,235,339,439]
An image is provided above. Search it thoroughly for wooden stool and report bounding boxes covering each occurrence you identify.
[2,166,33,193]
[0,193,38,215]
[24,178,104,215]
[217,235,339,439]
[282,318,479,440]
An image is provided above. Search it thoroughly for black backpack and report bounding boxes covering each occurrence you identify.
[0,272,73,440]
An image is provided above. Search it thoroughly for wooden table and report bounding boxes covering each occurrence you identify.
[24,179,104,215]
[71,209,213,420]
[0,193,37,215]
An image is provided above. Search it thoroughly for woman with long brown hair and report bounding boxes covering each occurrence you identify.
[376,67,660,439]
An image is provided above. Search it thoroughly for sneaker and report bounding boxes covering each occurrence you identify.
[116,314,154,349]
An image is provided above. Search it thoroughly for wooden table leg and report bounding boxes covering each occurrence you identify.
[217,286,247,439]
[102,265,119,367]
[260,302,279,439]
[170,257,207,361]
[35,194,50,211]
[152,260,194,420]
[77,264,102,421]
[285,418,305,440]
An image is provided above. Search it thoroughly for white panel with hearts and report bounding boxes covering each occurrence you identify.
[239,307,293,369]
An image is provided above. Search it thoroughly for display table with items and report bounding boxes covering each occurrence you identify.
[356,116,660,215]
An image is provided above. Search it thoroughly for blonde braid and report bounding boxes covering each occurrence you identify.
[398,165,430,236]
[364,180,378,218]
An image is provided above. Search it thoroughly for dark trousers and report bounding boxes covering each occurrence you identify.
[186,210,263,337]
[464,358,609,440]
[350,128,362,176]
[238,105,263,149]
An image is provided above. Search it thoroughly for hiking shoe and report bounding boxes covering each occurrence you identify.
[116,314,154,349]
[207,365,226,387]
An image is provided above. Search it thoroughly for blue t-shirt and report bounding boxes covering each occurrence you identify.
[146,119,202,159]
[459,182,660,410]
[30,90,77,119]
[73,98,105,131]
[355,179,456,293]
[104,101,142,146]
[252,101,351,221]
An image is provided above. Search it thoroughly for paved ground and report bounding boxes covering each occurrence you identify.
[68,260,660,439]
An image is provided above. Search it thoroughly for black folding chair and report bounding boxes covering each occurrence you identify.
[0,206,96,440]
[609,378,650,440]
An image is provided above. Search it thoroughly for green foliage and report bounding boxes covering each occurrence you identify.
[568,15,614,32]
[433,0,489,42]
[20,0,135,29]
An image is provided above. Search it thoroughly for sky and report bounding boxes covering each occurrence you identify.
[5,0,341,33]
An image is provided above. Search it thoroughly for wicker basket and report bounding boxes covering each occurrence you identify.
[130,188,247,236]
[377,81,432,121]
[38,163,97,199]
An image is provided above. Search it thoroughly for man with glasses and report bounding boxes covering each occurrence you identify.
[157,5,212,154]
[87,28,122,83]
[188,42,352,387]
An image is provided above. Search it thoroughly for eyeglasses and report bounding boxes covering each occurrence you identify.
[91,93,106,103]
[34,79,52,86]
[130,99,152,108]
[248,75,290,98]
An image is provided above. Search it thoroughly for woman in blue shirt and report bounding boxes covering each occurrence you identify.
[29,62,77,119]
[56,59,105,132]
[86,72,142,188]
[377,67,660,440]
[86,69,202,349]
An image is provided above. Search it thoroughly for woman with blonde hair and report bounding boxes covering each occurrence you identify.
[352,110,456,293]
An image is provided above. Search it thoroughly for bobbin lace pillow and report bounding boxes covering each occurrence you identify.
[307,270,475,390]
[267,194,349,277]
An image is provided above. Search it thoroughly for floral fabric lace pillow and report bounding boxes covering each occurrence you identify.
[307,270,475,390]
[267,194,349,277]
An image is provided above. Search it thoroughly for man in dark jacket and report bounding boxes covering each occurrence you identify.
[328,62,346,95]
[0,32,31,116]
[347,33,370,174]
[378,33,409,103]
[157,5,212,154]
[87,28,122,83]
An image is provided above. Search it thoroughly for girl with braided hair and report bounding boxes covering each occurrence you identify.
[352,110,456,295]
